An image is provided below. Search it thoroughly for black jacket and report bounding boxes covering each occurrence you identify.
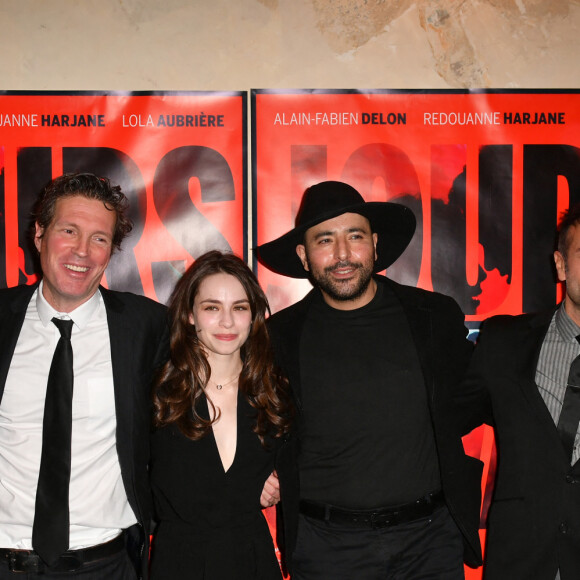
[268,275,483,572]
[461,309,580,580]
[0,283,169,579]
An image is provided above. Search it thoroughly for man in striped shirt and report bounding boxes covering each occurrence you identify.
[461,203,580,580]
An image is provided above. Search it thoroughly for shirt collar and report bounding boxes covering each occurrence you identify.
[555,301,580,342]
[36,281,102,330]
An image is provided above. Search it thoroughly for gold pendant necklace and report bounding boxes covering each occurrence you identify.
[208,371,241,391]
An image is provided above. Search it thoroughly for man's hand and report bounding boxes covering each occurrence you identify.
[260,471,281,508]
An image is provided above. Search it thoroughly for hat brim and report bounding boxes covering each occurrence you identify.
[256,201,416,278]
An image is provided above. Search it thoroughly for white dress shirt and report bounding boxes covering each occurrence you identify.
[0,283,137,549]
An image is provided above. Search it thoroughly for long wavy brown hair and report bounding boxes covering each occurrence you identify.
[153,250,292,445]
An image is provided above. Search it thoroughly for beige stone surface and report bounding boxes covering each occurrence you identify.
[0,0,578,89]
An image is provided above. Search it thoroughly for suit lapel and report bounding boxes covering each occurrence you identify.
[277,290,315,411]
[521,310,580,472]
[100,288,134,464]
[0,284,38,403]
[385,279,435,402]
[514,311,562,439]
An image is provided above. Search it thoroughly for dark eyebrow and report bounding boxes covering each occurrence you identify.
[58,220,112,239]
[312,226,369,240]
[312,230,334,240]
[199,298,250,305]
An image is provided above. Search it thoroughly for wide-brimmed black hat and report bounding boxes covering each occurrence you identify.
[256,181,416,278]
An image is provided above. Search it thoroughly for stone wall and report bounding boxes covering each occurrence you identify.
[1,0,578,89]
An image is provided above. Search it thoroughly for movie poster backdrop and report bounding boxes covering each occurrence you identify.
[2,89,580,577]
[252,89,580,578]
[0,91,247,305]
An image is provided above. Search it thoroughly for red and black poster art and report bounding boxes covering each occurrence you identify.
[252,89,580,578]
[0,91,247,304]
[252,89,580,321]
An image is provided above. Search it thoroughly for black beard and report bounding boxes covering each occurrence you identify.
[307,258,374,303]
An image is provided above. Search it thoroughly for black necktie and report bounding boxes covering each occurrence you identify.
[557,336,580,464]
[32,317,74,566]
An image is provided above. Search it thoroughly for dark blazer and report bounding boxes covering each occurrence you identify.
[269,275,483,572]
[0,283,169,579]
[461,309,580,580]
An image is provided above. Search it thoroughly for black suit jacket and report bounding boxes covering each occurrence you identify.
[0,283,169,578]
[269,275,483,572]
[461,310,580,580]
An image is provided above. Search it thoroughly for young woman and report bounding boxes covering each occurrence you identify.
[150,250,293,579]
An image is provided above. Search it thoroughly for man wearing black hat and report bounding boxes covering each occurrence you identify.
[257,181,483,579]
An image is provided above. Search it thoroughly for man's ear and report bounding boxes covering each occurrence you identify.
[555,250,567,283]
[34,222,44,253]
[372,232,378,261]
[296,245,309,272]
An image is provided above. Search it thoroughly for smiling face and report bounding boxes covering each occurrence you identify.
[296,212,378,310]
[34,195,116,313]
[190,272,253,362]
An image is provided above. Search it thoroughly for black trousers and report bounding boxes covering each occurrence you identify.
[0,549,137,580]
[292,504,464,580]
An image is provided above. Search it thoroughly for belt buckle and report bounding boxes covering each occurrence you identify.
[58,553,83,572]
[7,551,43,574]
[370,510,396,529]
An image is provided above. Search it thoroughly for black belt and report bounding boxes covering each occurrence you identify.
[0,533,125,573]
[299,490,444,529]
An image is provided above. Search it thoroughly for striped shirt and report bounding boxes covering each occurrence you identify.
[535,303,580,465]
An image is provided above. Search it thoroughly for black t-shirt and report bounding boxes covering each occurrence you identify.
[299,282,441,509]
